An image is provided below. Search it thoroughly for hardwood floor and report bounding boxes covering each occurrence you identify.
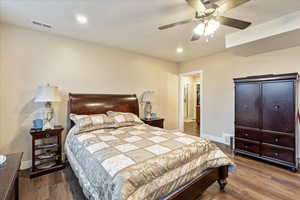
[19,143,300,200]
[184,121,200,136]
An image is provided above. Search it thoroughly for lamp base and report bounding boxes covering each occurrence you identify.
[43,120,54,130]
[144,102,152,120]
[43,102,54,130]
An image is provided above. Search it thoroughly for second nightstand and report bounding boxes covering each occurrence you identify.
[141,118,164,128]
[29,126,65,178]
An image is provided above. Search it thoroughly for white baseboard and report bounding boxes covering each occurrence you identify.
[201,133,226,144]
[20,160,32,170]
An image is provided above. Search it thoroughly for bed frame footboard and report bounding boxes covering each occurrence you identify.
[167,165,229,200]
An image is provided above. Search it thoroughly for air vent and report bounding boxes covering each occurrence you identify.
[32,21,52,29]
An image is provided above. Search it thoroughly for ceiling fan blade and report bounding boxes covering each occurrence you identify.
[158,19,194,30]
[186,0,206,12]
[202,0,219,5]
[218,16,251,29]
[216,0,250,13]
[191,33,201,42]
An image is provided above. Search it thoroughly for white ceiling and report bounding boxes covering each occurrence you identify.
[1,0,300,62]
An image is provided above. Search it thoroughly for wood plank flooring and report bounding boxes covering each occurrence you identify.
[184,121,200,137]
[19,142,300,200]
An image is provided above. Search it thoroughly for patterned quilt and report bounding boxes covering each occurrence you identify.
[65,124,234,200]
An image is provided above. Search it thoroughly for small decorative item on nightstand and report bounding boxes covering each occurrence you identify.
[150,112,157,119]
[141,118,164,128]
[29,125,65,178]
[33,119,43,130]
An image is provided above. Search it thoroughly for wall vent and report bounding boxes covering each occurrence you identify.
[32,21,52,29]
[223,133,234,146]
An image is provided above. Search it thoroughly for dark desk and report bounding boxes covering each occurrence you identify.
[0,153,23,200]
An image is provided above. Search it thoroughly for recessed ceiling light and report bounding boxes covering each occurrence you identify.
[76,14,88,24]
[176,47,183,53]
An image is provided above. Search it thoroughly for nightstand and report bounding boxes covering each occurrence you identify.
[141,118,164,128]
[29,126,65,178]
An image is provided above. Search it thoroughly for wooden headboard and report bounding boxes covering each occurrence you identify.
[68,93,139,129]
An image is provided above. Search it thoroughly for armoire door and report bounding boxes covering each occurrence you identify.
[235,83,260,128]
[262,81,295,133]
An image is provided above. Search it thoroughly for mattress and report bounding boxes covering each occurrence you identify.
[65,124,234,200]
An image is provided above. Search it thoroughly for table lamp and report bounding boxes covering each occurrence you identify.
[34,84,61,130]
[141,91,154,120]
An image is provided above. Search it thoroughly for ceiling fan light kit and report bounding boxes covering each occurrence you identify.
[158,0,252,42]
[194,18,220,37]
[194,23,205,35]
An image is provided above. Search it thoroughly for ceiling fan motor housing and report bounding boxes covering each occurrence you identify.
[195,8,218,19]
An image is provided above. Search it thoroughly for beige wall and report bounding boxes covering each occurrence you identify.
[0,23,179,162]
[179,46,300,156]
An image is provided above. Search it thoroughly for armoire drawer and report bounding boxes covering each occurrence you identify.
[261,132,294,148]
[235,127,260,141]
[235,138,259,154]
[261,144,294,163]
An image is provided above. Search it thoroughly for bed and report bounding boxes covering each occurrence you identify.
[65,93,234,200]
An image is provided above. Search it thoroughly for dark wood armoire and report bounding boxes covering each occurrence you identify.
[234,73,299,171]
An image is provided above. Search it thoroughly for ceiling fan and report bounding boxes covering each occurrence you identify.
[158,0,252,42]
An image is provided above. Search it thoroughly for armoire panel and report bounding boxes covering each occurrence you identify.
[235,83,260,128]
[262,81,295,133]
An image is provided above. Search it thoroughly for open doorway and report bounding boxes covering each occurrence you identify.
[179,71,203,137]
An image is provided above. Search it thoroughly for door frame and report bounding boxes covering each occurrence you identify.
[179,70,203,137]
[183,82,189,119]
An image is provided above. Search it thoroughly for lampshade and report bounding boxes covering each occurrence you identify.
[141,91,154,102]
[34,85,61,102]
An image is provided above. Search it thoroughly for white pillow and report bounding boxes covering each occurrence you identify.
[106,111,143,127]
[70,113,116,134]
